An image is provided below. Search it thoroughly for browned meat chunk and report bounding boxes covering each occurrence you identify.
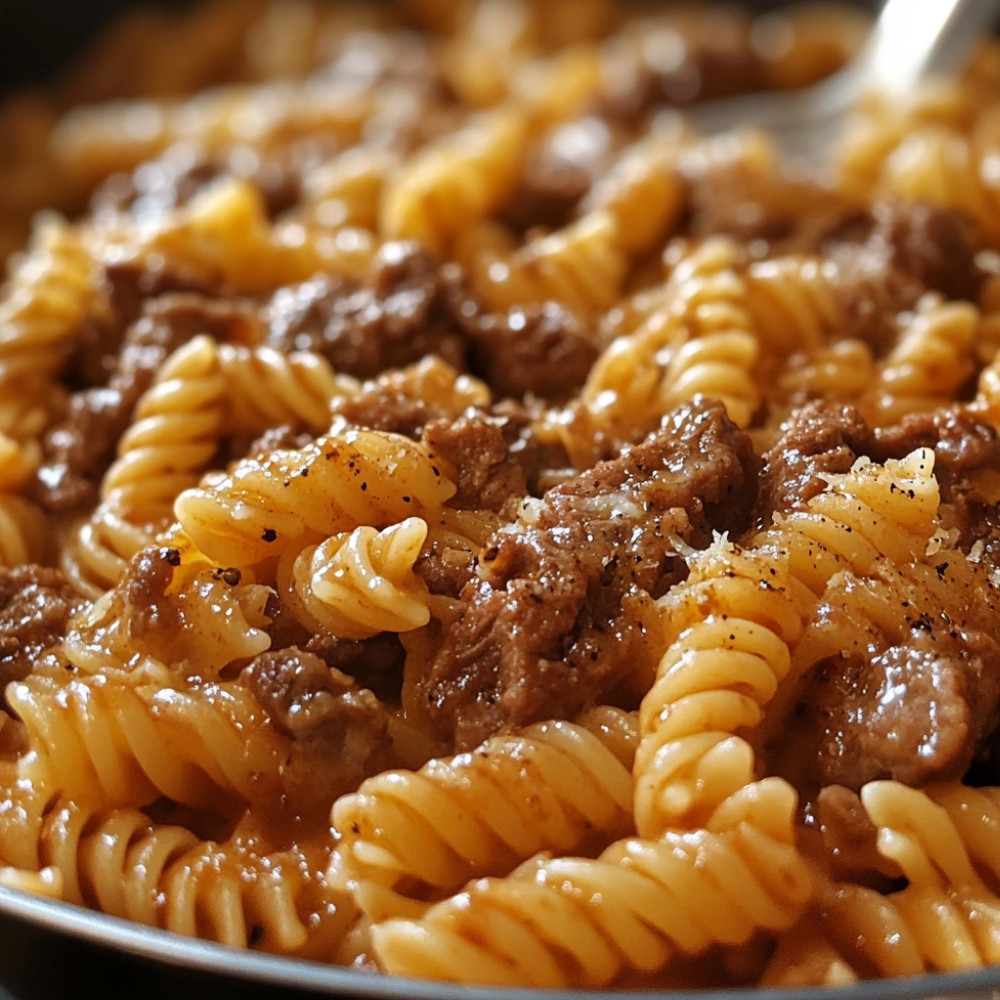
[255,589,407,703]
[121,546,184,642]
[874,406,1000,494]
[501,117,620,233]
[813,785,901,887]
[64,260,214,391]
[422,413,526,512]
[302,632,406,704]
[331,383,450,439]
[466,302,599,400]
[264,242,469,379]
[489,399,571,495]
[0,566,84,694]
[419,399,758,750]
[35,290,255,513]
[787,628,1000,792]
[754,401,876,527]
[819,201,987,353]
[242,647,391,820]
[593,9,765,123]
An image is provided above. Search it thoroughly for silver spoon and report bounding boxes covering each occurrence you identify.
[684,0,1000,164]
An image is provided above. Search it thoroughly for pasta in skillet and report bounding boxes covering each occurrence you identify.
[2,0,1000,990]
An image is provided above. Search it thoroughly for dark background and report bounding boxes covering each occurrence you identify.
[0,1,199,93]
[0,0,877,95]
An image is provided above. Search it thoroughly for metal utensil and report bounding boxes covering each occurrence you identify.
[685,0,1000,164]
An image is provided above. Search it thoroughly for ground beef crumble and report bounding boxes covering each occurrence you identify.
[264,242,470,379]
[0,566,85,696]
[819,200,987,353]
[241,647,391,820]
[34,282,257,514]
[418,399,759,750]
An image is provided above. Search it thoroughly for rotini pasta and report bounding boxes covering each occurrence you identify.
[767,782,1000,982]
[371,779,811,986]
[173,425,456,568]
[380,108,529,254]
[7,668,284,810]
[469,209,628,316]
[37,799,354,955]
[285,517,433,640]
[0,214,100,386]
[330,707,636,912]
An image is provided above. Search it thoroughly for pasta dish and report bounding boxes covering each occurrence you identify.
[2,0,1000,988]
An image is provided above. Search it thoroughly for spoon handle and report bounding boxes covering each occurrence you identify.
[862,0,1000,95]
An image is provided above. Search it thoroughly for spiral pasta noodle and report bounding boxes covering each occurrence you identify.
[60,504,155,599]
[371,778,811,987]
[635,537,808,836]
[859,296,979,425]
[7,669,284,810]
[330,707,636,912]
[217,342,351,437]
[173,426,456,568]
[0,215,99,386]
[95,173,376,295]
[0,494,50,568]
[579,133,686,257]
[286,516,433,640]
[772,449,940,590]
[37,799,352,954]
[0,432,40,493]
[767,783,1000,983]
[743,255,842,355]
[470,209,628,316]
[635,448,942,837]
[380,109,529,254]
[574,237,760,454]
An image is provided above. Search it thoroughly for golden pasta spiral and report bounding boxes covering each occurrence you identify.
[118,176,376,293]
[0,494,49,568]
[0,214,99,385]
[285,516,433,640]
[579,133,685,256]
[219,342,354,436]
[635,539,805,836]
[38,800,349,954]
[380,108,529,253]
[743,255,842,354]
[767,782,1000,983]
[767,448,941,596]
[60,504,153,599]
[371,778,810,987]
[575,236,760,453]
[174,425,456,567]
[330,707,636,912]
[859,296,979,425]
[103,335,227,514]
[470,209,628,316]
[7,669,285,811]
